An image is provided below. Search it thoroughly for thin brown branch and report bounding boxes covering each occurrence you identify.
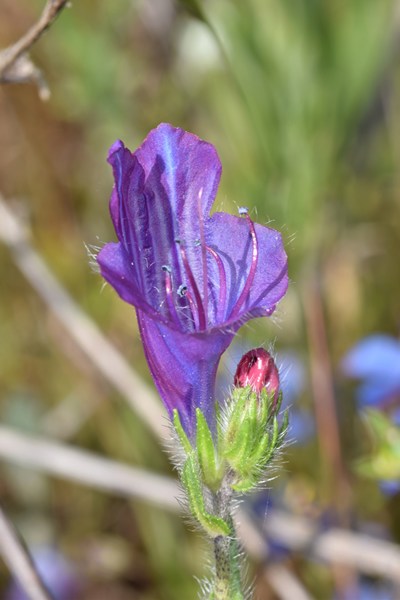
[0,0,69,97]
[302,275,351,511]
[0,503,53,600]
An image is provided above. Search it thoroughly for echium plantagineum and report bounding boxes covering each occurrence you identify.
[98,124,288,600]
[98,123,288,438]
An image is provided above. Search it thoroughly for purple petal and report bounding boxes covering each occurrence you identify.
[137,309,234,437]
[107,141,179,317]
[356,380,400,408]
[342,335,400,380]
[6,547,80,600]
[342,335,400,407]
[379,480,400,496]
[134,123,222,303]
[205,212,288,324]
[97,242,142,307]
[134,123,221,242]
[105,126,222,326]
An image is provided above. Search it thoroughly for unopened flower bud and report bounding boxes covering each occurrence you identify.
[234,348,280,400]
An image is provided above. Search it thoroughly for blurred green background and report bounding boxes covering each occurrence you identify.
[1,0,400,598]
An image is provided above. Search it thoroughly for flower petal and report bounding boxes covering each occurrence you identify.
[342,335,400,380]
[107,140,181,319]
[205,212,288,324]
[134,123,221,239]
[134,123,222,293]
[98,242,155,315]
[106,126,222,326]
[137,309,234,437]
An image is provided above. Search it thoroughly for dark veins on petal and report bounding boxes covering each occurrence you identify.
[97,124,288,436]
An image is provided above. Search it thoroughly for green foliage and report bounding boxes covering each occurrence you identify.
[181,454,231,537]
[173,409,192,455]
[356,410,400,481]
[222,387,287,490]
[196,408,223,491]
[173,386,288,529]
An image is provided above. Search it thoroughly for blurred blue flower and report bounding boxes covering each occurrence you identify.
[342,334,400,408]
[6,546,80,600]
[379,480,400,496]
[333,577,395,600]
[343,336,400,496]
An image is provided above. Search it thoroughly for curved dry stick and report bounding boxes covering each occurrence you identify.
[0,504,53,600]
[0,0,69,96]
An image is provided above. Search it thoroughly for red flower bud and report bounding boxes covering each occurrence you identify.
[234,348,280,399]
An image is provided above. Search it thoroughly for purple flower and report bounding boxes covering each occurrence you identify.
[98,124,288,437]
[342,336,400,495]
[342,334,400,408]
[6,546,80,600]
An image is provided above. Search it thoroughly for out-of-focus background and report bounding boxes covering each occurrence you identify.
[1,1,400,598]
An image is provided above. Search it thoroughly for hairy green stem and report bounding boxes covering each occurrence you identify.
[211,477,244,599]
[213,532,243,600]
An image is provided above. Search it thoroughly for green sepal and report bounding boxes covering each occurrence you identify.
[279,409,289,438]
[196,408,222,490]
[262,415,280,465]
[231,476,258,493]
[258,389,270,428]
[181,455,230,537]
[225,389,249,440]
[245,429,271,472]
[223,388,252,459]
[173,409,192,455]
[225,395,260,472]
[272,390,284,418]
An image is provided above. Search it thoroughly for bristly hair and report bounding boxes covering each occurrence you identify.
[84,241,102,274]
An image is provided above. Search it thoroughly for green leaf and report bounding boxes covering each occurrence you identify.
[181,455,230,537]
[173,409,192,455]
[196,408,222,490]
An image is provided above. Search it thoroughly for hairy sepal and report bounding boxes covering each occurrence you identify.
[181,454,230,537]
[196,408,223,491]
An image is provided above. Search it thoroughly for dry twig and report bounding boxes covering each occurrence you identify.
[0,0,69,98]
[1,425,400,587]
[0,503,52,600]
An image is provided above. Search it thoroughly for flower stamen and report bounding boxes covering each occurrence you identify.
[162,265,182,329]
[197,188,209,324]
[179,245,207,331]
[229,214,258,320]
[178,283,197,328]
[206,246,227,320]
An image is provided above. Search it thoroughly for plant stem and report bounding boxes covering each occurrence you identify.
[213,532,244,600]
[211,477,245,599]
